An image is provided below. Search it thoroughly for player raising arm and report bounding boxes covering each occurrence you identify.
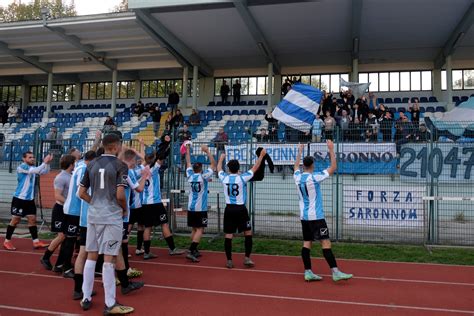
[294,141,352,282]
[217,148,266,269]
[185,144,216,262]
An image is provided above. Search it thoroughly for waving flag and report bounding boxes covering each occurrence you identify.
[272,83,322,132]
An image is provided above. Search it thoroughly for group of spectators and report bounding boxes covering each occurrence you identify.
[219,80,242,104]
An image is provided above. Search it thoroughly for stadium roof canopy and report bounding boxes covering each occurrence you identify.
[0,0,473,78]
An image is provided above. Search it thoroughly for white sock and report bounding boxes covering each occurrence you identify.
[305,269,312,273]
[331,267,340,273]
[82,260,96,301]
[33,239,39,243]
[102,262,116,308]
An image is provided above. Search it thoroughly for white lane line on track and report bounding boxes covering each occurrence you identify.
[1,249,472,287]
[0,304,81,316]
[0,270,471,315]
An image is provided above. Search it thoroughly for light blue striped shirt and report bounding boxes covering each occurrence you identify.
[14,162,50,200]
[142,163,161,205]
[187,167,213,212]
[218,170,253,205]
[294,170,329,220]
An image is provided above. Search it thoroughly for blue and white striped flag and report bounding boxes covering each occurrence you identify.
[272,83,322,132]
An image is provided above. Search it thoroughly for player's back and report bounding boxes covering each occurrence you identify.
[294,170,329,220]
[187,168,213,211]
[218,171,253,205]
[84,155,128,224]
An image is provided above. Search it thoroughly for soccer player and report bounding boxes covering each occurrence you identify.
[184,144,216,262]
[294,141,352,282]
[121,148,150,277]
[217,149,266,269]
[128,161,146,256]
[70,150,96,300]
[78,134,134,314]
[40,154,75,273]
[3,151,52,251]
[141,152,184,259]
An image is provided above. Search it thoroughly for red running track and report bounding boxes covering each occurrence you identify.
[0,238,473,315]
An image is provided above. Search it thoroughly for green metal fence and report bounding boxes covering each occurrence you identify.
[167,124,474,246]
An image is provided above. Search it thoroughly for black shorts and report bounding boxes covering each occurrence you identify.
[63,214,80,237]
[122,222,129,240]
[142,203,168,227]
[301,219,330,241]
[129,207,143,226]
[11,197,36,217]
[50,203,65,233]
[224,205,251,234]
[79,227,87,246]
[187,211,208,228]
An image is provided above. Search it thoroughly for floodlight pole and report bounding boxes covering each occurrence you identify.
[182,66,189,108]
[111,69,118,116]
[46,72,53,117]
[192,65,198,109]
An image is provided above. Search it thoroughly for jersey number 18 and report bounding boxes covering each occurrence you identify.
[226,183,240,197]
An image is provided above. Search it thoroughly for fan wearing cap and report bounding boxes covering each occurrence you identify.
[184,144,216,262]
[294,141,352,282]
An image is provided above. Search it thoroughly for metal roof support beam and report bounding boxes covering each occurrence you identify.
[43,25,117,71]
[434,3,474,69]
[232,0,281,75]
[0,41,52,73]
[134,9,213,77]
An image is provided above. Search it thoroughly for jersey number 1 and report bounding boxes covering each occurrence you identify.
[99,168,105,189]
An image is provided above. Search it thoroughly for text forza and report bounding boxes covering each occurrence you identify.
[313,152,395,163]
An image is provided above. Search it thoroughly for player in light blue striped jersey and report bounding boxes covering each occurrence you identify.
[3,151,52,251]
[184,144,216,262]
[217,148,266,269]
[294,141,352,282]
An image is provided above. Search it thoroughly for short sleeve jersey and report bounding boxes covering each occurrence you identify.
[293,170,330,220]
[124,169,140,223]
[218,170,253,205]
[14,163,50,200]
[53,170,71,203]
[64,161,86,216]
[80,154,128,225]
[130,165,144,209]
[142,163,161,205]
[186,167,213,212]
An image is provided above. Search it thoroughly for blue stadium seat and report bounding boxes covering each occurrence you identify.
[248,101,255,106]
[257,110,266,115]
[223,110,231,116]
[384,98,393,104]
[394,98,402,103]
[215,110,223,116]
[249,110,257,115]
[401,97,409,103]
[425,106,435,113]
[216,101,223,106]
[231,110,239,116]
[377,98,384,104]
[208,101,216,107]
[263,100,268,105]
[452,96,460,103]
[398,107,406,113]
[241,110,248,115]
[461,96,469,102]
[70,105,76,109]
[435,106,446,113]
[428,96,437,102]
[239,101,247,106]
[420,97,428,103]
[256,100,263,106]
[420,107,426,113]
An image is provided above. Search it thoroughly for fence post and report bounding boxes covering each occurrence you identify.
[248,136,255,233]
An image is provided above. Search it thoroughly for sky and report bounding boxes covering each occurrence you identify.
[0,0,122,16]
